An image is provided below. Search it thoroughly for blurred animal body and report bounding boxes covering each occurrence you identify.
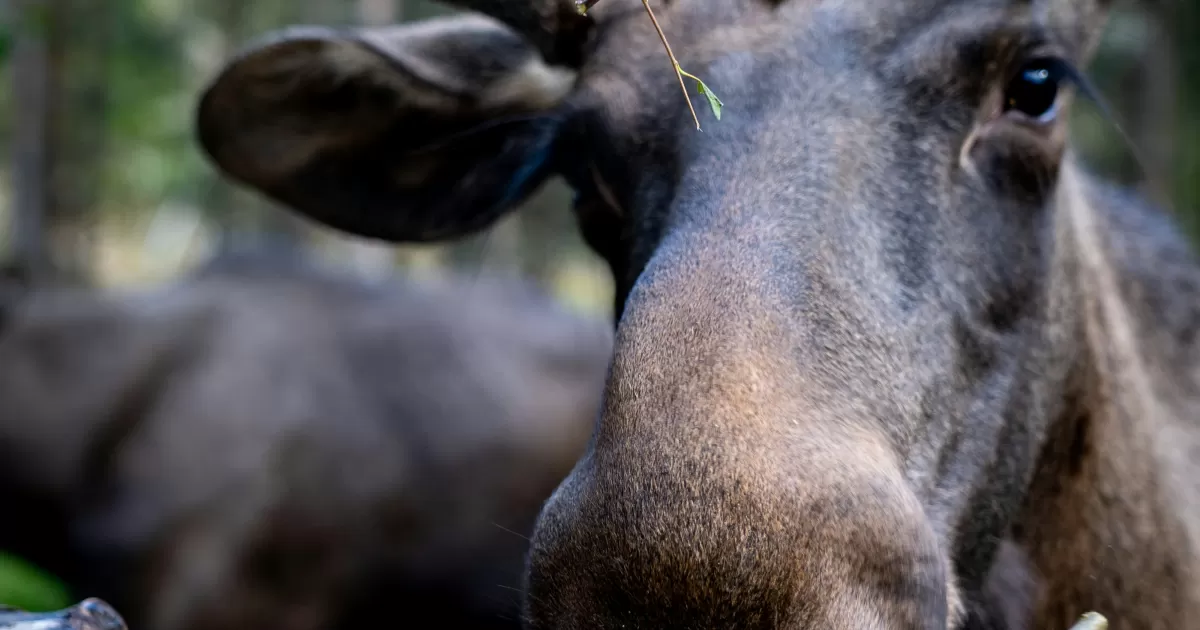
[0,252,612,630]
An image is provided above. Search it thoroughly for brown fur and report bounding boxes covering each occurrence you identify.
[0,252,612,630]
[194,0,1200,627]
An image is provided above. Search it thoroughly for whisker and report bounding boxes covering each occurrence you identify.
[492,521,533,542]
[1052,58,1174,212]
[497,582,547,606]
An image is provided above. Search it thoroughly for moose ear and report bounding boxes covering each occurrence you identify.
[195,14,579,243]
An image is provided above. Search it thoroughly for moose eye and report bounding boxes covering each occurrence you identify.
[1002,59,1064,123]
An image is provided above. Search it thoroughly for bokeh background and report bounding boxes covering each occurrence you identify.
[0,0,1196,611]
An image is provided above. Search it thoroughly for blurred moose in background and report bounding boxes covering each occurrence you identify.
[0,250,612,630]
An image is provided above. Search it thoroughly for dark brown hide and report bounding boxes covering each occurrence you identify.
[0,252,612,630]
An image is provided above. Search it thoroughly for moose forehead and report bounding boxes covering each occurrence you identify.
[548,0,1098,280]
[585,0,1094,56]
[576,0,1103,110]
[549,0,1099,195]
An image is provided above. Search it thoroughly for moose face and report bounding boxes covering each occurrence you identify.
[196,0,1118,627]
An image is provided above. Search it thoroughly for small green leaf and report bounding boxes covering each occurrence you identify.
[693,78,723,121]
[676,67,723,122]
[0,30,10,63]
[1069,612,1108,630]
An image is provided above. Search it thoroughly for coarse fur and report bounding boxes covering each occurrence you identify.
[0,252,612,630]
[194,0,1200,627]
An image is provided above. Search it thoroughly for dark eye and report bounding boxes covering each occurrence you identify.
[1003,58,1064,122]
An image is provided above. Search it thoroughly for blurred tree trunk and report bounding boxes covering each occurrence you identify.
[9,0,107,285]
[49,0,112,284]
[1167,0,1200,239]
[203,0,312,256]
[201,0,249,249]
[1138,13,1175,186]
[8,0,57,283]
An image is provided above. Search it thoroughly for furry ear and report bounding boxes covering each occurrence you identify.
[195,14,578,243]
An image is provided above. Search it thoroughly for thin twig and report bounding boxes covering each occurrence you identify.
[638,0,702,130]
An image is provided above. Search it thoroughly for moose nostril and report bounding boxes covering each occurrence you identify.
[74,599,127,630]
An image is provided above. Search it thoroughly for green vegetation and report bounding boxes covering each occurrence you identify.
[0,551,72,613]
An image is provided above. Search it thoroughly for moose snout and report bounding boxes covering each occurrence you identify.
[523,425,954,629]
[522,254,955,629]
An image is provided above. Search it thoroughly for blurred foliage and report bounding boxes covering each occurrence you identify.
[0,0,1197,609]
[0,551,72,612]
[0,0,612,312]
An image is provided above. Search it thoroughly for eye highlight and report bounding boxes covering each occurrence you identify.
[1002,58,1067,123]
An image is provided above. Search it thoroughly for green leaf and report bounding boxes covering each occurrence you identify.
[0,551,72,613]
[0,29,9,63]
[693,78,723,121]
[676,67,724,122]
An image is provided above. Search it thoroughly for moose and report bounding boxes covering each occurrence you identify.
[195,0,1200,627]
[0,251,612,630]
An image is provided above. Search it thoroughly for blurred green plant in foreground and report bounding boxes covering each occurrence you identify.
[0,551,72,612]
